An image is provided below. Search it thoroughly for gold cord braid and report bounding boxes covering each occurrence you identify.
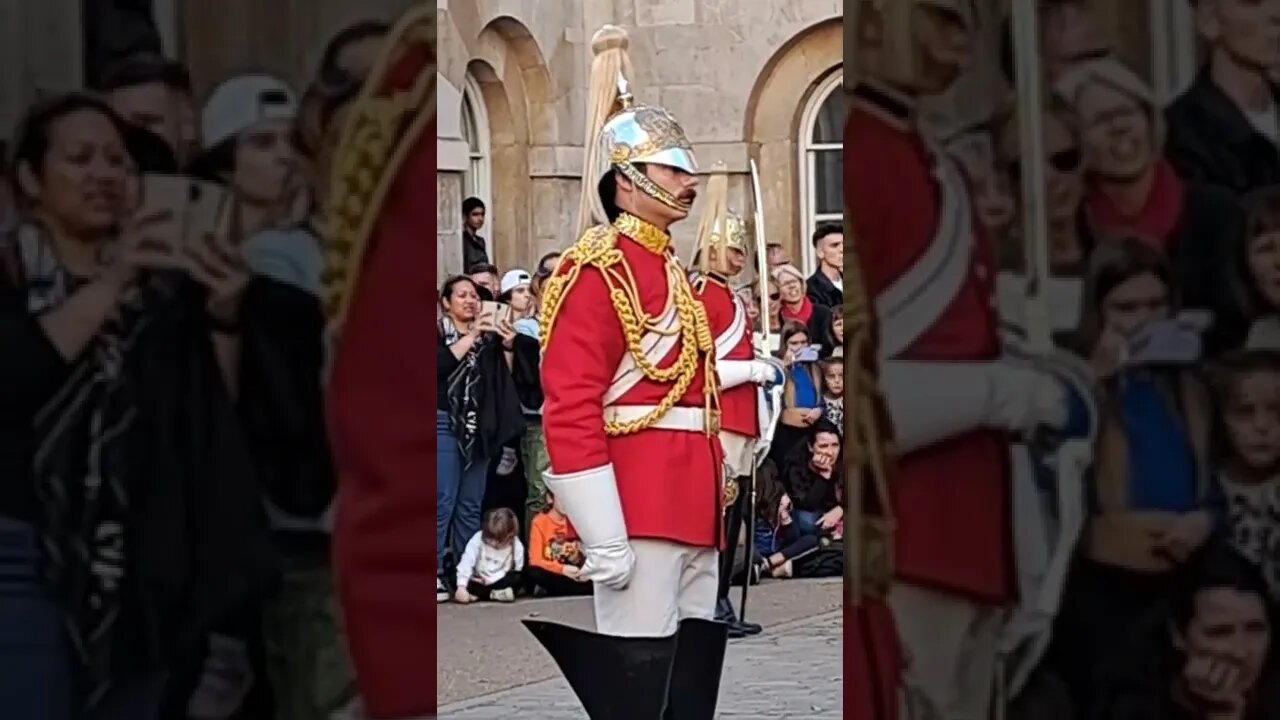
[321,6,434,334]
[845,224,897,604]
[540,222,718,436]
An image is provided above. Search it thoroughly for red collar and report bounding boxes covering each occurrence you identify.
[781,297,813,324]
[1086,160,1185,252]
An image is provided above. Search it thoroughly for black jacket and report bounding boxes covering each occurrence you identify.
[806,269,843,309]
[238,277,336,518]
[463,229,489,271]
[1166,67,1280,196]
[1165,183,1249,357]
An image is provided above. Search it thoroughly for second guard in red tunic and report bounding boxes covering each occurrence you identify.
[688,171,782,639]
[521,24,731,720]
[845,1,1091,718]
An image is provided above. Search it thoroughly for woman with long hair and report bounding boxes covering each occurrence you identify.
[436,275,525,602]
[1051,237,1217,713]
[0,93,274,718]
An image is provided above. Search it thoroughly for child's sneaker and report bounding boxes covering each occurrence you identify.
[437,578,449,603]
[491,587,515,603]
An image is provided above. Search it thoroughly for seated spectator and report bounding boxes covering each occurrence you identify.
[1093,542,1280,719]
[770,321,824,463]
[1208,350,1280,601]
[1230,186,1280,350]
[525,491,592,597]
[454,508,524,604]
[806,222,843,308]
[756,421,843,580]
[1051,238,1217,713]
[820,356,844,431]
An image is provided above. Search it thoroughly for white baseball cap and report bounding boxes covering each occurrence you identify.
[201,74,299,150]
[500,269,531,295]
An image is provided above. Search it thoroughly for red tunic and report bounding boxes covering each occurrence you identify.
[692,274,759,439]
[542,227,723,548]
[325,49,436,720]
[846,102,1013,605]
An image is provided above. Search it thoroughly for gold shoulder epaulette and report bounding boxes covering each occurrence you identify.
[537,223,621,350]
[321,5,434,336]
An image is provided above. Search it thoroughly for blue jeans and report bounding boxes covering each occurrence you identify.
[0,517,73,720]
[0,517,166,719]
[437,410,488,575]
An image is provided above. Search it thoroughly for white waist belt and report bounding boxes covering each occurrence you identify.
[603,405,707,432]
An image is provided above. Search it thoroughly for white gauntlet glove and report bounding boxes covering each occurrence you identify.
[543,464,635,589]
[881,361,1071,452]
[718,358,785,390]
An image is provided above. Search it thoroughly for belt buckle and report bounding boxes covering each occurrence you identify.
[707,410,721,435]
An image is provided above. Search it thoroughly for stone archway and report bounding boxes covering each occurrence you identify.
[744,18,842,266]
[440,11,557,273]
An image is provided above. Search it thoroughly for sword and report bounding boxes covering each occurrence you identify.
[738,158,772,623]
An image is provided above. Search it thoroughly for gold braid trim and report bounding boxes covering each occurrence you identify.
[321,6,435,334]
[540,220,718,437]
[845,221,897,605]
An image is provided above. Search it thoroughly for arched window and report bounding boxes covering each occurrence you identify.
[798,71,845,275]
[461,75,491,257]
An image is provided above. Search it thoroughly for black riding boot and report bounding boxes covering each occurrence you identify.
[523,619,676,720]
[662,618,730,720]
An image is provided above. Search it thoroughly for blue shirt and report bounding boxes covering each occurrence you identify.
[789,365,821,409]
[1116,372,1197,512]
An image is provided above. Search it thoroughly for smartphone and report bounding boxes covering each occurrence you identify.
[183,180,231,250]
[793,344,822,363]
[480,301,511,327]
[139,175,231,251]
[139,174,189,241]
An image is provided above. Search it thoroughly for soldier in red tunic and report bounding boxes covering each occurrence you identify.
[521,25,730,720]
[846,1,1091,718]
[688,172,783,638]
[321,8,435,719]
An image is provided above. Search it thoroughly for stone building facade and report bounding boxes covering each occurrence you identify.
[437,0,844,282]
[0,0,417,147]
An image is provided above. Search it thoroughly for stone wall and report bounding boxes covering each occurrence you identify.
[438,0,843,277]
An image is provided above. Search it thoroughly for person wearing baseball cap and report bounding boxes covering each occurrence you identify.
[190,74,302,240]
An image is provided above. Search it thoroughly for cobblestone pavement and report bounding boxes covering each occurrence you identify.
[437,609,842,719]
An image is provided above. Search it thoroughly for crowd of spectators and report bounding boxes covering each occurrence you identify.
[0,16,397,720]
[434,207,850,607]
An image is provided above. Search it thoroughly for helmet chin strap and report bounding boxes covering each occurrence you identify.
[617,161,691,214]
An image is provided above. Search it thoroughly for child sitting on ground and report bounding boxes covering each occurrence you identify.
[454,507,525,603]
[1210,350,1280,600]
[820,356,844,432]
[525,490,592,597]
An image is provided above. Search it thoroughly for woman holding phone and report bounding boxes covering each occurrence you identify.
[436,275,525,602]
[0,93,273,719]
[1051,237,1218,713]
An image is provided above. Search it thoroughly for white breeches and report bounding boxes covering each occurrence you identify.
[719,431,754,478]
[890,583,1006,720]
[594,538,719,637]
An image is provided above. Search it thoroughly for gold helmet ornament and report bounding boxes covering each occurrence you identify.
[575,25,699,236]
[694,169,749,277]
[855,0,977,91]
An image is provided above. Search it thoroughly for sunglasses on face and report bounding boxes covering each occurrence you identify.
[1007,147,1081,178]
[770,293,781,301]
